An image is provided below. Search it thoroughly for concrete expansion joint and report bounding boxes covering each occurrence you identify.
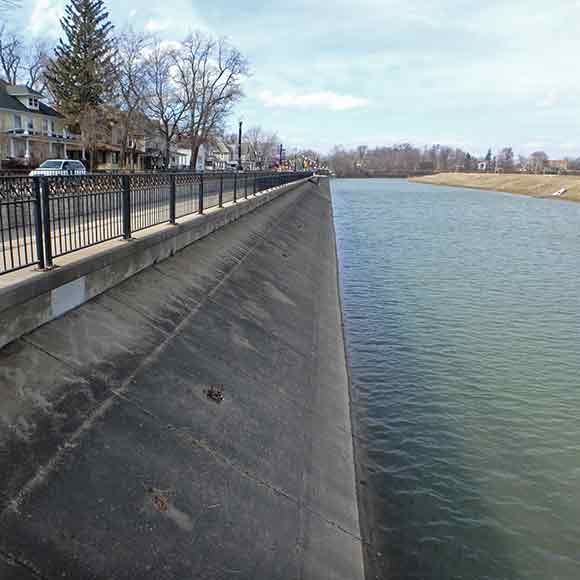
[0,546,48,579]
[111,389,160,422]
[19,336,86,378]
[162,424,366,546]
[104,293,174,337]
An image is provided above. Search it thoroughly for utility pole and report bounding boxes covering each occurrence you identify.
[279,143,284,168]
[238,121,243,171]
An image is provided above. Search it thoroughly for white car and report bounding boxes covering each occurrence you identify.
[29,159,87,176]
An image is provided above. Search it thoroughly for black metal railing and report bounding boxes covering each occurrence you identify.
[0,176,44,273]
[0,171,311,275]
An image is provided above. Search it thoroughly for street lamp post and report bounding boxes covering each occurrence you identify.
[238,121,243,171]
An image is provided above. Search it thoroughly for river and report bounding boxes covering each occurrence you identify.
[331,178,580,580]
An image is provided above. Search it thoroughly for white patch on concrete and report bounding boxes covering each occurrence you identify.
[165,505,194,532]
[264,281,296,307]
[51,277,87,319]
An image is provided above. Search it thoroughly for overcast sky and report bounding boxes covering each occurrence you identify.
[9,0,580,156]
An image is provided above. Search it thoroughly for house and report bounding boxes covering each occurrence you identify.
[175,137,207,171]
[545,159,568,173]
[205,138,231,171]
[522,156,566,174]
[0,81,82,166]
[477,161,489,171]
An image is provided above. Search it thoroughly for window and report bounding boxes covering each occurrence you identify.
[43,119,49,134]
[14,140,26,157]
[39,160,64,170]
[28,97,39,109]
[13,115,22,130]
[27,118,34,132]
[111,151,119,165]
[51,120,56,135]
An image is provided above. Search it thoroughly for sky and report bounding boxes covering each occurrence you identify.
[7,0,580,157]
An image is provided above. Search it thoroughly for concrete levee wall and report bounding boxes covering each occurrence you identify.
[0,177,365,579]
[0,177,311,350]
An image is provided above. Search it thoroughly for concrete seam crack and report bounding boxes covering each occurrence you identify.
[0,547,48,579]
[19,337,88,378]
[103,294,173,336]
[171,428,367,545]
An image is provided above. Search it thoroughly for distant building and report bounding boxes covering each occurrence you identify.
[228,142,258,171]
[546,159,568,172]
[175,138,206,171]
[477,161,489,171]
[205,138,231,171]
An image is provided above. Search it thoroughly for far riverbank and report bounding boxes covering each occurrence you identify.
[411,173,580,202]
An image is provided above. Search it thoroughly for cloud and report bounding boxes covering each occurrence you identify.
[258,90,369,112]
[28,0,65,37]
[144,19,169,32]
[538,90,561,108]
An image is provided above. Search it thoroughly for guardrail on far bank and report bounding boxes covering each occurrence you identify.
[0,171,312,275]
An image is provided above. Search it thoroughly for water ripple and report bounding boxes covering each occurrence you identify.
[332,179,580,580]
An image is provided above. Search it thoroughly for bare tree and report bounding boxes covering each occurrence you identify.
[0,26,50,89]
[529,151,548,173]
[113,28,150,168]
[245,125,278,169]
[497,147,514,171]
[143,38,189,168]
[24,39,50,92]
[172,32,248,169]
[0,26,23,83]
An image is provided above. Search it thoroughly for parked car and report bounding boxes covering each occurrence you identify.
[29,159,87,176]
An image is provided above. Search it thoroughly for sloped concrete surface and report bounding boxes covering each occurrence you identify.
[0,179,365,579]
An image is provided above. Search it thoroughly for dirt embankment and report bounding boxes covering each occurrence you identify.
[411,173,580,201]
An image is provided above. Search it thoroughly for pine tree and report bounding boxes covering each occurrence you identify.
[47,0,115,119]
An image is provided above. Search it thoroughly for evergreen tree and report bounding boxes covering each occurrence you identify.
[47,0,115,119]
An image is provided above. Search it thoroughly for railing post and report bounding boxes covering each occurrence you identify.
[198,173,204,214]
[244,174,248,199]
[219,173,223,208]
[40,176,53,268]
[32,177,45,270]
[169,174,176,224]
[122,174,132,240]
[233,172,237,203]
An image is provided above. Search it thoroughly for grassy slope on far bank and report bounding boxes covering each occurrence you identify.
[411,173,580,201]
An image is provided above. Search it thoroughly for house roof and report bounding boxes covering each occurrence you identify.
[208,139,230,155]
[6,84,45,98]
[0,86,63,118]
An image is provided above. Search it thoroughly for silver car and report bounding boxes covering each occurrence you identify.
[29,159,87,176]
